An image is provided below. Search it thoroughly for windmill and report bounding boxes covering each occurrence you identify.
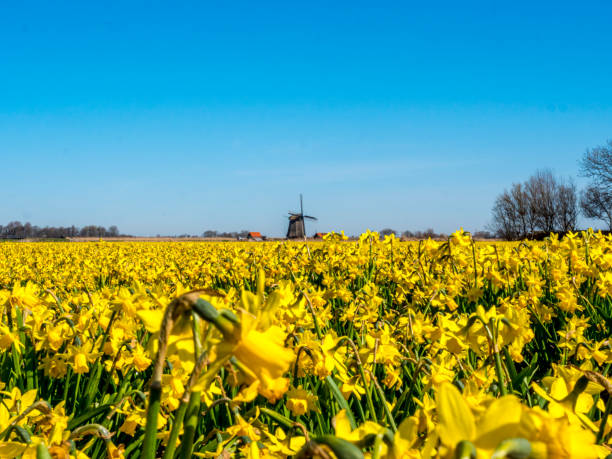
[287,194,317,239]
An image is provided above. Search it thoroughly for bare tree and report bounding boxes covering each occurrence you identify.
[379,228,397,238]
[580,186,612,230]
[555,181,578,232]
[526,170,557,234]
[0,222,123,239]
[473,230,494,239]
[581,140,612,191]
[511,183,535,238]
[492,189,521,240]
[580,140,612,229]
[491,170,577,239]
[491,183,537,240]
[23,222,33,238]
[423,228,437,238]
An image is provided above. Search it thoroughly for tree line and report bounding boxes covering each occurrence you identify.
[379,228,495,240]
[491,139,612,239]
[0,222,121,239]
[201,230,250,239]
[381,228,446,239]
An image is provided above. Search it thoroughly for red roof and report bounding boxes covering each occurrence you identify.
[248,232,262,238]
[314,232,328,238]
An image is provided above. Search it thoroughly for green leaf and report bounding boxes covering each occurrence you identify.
[68,403,114,430]
[491,438,532,459]
[314,435,365,459]
[325,376,357,429]
[36,443,52,459]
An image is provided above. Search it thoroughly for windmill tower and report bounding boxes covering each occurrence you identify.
[287,194,317,239]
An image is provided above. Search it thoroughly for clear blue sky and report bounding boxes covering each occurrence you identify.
[1,1,611,236]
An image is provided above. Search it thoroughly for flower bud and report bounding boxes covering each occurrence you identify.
[491,438,532,459]
[454,440,477,459]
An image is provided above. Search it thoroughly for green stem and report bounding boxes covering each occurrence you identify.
[371,433,384,459]
[596,395,611,444]
[97,310,117,353]
[502,347,518,390]
[493,349,507,396]
[487,319,507,396]
[338,337,378,423]
[162,401,188,459]
[140,380,162,459]
[72,373,82,414]
[369,371,397,432]
[471,240,478,289]
[392,364,420,417]
[63,368,72,404]
[324,375,357,429]
[11,345,22,387]
[302,291,323,340]
[179,391,201,459]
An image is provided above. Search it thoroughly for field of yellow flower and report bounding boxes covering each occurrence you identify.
[0,230,611,458]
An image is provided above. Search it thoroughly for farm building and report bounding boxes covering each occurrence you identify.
[313,232,328,239]
[247,232,263,241]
